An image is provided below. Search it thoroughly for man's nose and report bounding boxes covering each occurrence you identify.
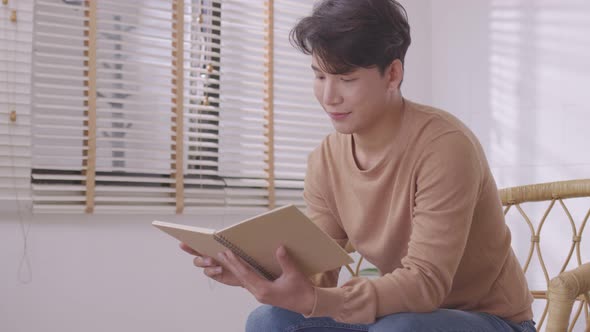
[323,81,343,106]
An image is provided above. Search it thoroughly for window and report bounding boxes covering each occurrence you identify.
[272,1,333,206]
[3,0,332,214]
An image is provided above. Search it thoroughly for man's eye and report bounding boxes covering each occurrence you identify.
[315,76,325,80]
[341,77,357,82]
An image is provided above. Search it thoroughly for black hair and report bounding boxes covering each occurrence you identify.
[290,0,411,76]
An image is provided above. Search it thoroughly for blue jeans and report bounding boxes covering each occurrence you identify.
[245,305,537,332]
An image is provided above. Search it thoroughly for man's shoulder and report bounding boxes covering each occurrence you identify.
[406,101,489,179]
[406,100,479,148]
[408,101,466,132]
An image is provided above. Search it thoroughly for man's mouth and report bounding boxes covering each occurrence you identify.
[327,112,351,121]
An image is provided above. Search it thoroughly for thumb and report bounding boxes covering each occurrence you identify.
[275,246,297,275]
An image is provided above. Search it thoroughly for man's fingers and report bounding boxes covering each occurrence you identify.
[179,242,201,256]
[193,256,217,268]
[275,246,297,276]
[204,266,223,278]
[218,250,265,289]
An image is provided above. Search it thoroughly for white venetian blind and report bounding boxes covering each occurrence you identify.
[31,0,94,212]
[217,0,271,208]
[30,0,277,214]
[92,1,179,213]
[273,0,333,207]
[26,0,326,214]
[0,0,33,202]
[182,0,235,212]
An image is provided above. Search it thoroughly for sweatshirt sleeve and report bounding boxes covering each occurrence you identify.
[306,132,484,323]
[303,148,349,288]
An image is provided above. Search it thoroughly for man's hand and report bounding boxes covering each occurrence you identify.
[179,242,242,287]
[216,245,316,315]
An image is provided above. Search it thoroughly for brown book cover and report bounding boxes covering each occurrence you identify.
[152,205,353,280]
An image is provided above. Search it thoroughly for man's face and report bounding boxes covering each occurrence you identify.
[311,55,394,135]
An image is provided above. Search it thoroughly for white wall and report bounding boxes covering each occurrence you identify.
[431,0,590,188]
[399,0,433,104]
[0,209,259,332]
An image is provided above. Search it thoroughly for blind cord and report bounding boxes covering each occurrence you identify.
[4,1,33,284]
[10,126,33,285]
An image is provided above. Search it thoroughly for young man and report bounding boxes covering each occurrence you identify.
[181,0,536,331]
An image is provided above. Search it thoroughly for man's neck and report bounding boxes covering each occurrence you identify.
[352,97,405,170]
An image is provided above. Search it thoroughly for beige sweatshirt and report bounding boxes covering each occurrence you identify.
[303,100,533,324]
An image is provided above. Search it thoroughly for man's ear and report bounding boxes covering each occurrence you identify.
[387,59,404,90]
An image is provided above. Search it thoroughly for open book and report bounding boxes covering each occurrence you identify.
[152,205,353,281]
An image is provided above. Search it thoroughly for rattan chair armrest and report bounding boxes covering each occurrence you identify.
[546,263,590,332]
[499,179,590,205]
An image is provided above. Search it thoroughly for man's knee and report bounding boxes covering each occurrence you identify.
[245,305,303,332]
[246,305,274,332]
[369,312,427,332]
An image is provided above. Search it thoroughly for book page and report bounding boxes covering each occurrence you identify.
[152,221,227,259]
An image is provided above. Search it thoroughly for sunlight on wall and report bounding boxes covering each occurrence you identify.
[489,3,523,183]
[489,1,590,330]
[489,0,590,187]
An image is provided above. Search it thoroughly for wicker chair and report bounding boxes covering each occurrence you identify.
[499,179,590,332]
[347,179,590,331]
